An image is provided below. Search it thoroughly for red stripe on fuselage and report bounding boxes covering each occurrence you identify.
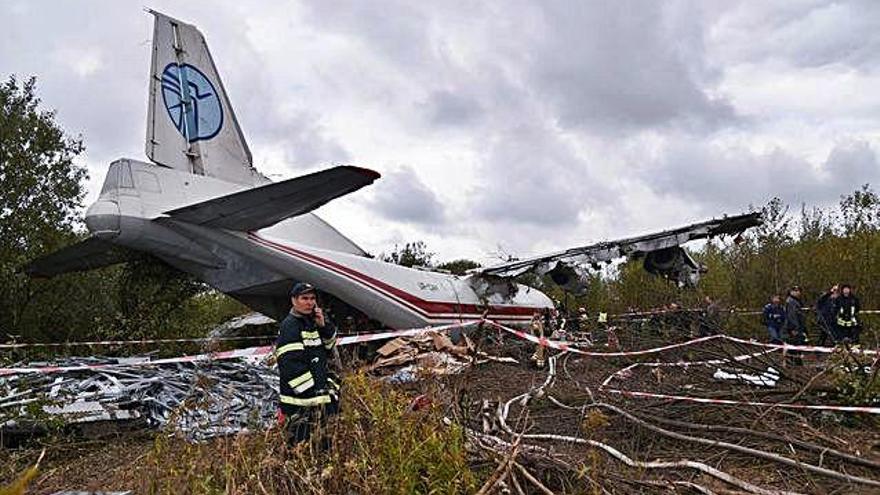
[248,233,537,319]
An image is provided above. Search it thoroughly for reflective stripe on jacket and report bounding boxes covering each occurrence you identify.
[835,296,860,327]
[276,311,337,413]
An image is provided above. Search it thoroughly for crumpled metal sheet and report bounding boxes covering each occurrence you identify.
[0,355,279,442]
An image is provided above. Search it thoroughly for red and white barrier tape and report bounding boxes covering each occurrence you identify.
[0,320,483,376]
[336,320,482,346]
[0,345,274,376]
[0,321,485,350]
[487,320,879,357]
[603,389,880,414]
[488,321,729,356]
[5,318,877,415]
[721,335,879,355]
[610,308,880,319]
[2,318,875,376]
[0,335,276,350]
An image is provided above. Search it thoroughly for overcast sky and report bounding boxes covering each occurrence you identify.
[2,1,879,264]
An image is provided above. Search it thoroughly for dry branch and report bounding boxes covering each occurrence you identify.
[587,402,880,489]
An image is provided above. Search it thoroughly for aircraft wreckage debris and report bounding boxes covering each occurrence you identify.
[0,357,280,443]
[0,328,505,443]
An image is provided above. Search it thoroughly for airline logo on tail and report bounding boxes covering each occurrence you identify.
[160,63,223,143]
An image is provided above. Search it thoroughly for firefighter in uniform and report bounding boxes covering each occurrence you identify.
[834,284,861,344]
[276,282,340,444]
[530,310,546,369]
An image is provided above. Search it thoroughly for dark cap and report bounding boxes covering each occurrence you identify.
[790,285,801,292]
[289,282,316,298]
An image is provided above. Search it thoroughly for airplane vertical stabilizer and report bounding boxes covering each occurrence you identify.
[146,10,261,186]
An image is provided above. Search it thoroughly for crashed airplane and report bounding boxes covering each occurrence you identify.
[27,11,761,328]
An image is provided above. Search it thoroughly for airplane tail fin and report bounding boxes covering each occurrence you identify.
[145,10,261,186]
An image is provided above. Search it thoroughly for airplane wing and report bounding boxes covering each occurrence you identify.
[164,165,381,231]
[25,237,135,278]
[475,212,762,287]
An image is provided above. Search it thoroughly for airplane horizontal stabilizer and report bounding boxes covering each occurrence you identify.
[164,165,381,231]
[25,237,134,278]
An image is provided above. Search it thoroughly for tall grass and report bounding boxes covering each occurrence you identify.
[142,372,477,494]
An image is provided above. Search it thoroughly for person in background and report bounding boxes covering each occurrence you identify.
[551,308,567,340]
[784,286,807,365]
[542,308,555,338]
[762,294,786,344]
[577,307,590,335]
[835,284,861,344]
[815,285,839,345]
[698,296,721,336]
[530,310,546,369]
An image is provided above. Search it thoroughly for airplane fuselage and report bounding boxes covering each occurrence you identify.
[87,159,552,327]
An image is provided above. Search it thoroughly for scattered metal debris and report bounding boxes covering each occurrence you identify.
[0,327,510,442]
[713,366,780,387]
[1,356,278,443]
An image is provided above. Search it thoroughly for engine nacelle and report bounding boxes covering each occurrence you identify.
[642,247,703,287]
[546,262,588,295]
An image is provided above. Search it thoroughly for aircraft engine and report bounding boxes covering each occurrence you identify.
[642,247,703,287]
[546,262,588,295]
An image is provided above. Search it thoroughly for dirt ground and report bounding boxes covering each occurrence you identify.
[434,331,880,494]
[3,323,880,494]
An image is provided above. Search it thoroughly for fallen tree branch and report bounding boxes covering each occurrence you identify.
[588,402,880,489]
[611,475,718,495]
[642,412,880,470]
[475,431,522,495]
[511,431,799,495]
[513,461,554,495]
[508,470,526,495]
[493,359,794,495]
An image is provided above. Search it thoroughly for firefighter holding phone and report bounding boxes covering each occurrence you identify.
[275,282,340,444]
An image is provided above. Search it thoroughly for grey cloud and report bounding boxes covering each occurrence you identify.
[717,1,880,70]
[525,1,736,133]
[422,90,483,127]
[299,1,737,135]
[368,166,446,225]
[253,111,351,168]
[5,0,879,261]
[470,123,613,226]
[644,140,880,211]
[0,2,149,163]
[300,1,431,69]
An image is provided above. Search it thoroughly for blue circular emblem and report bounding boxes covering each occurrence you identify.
[160,63,223,143]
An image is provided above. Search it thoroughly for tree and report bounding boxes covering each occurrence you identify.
[436,259,481,275]
[382,241,435,268]
[0,76,91,338]
[0,76,87,255]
